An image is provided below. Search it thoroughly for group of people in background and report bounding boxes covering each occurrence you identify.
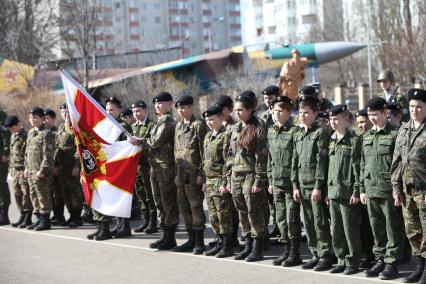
[0,70,425,283]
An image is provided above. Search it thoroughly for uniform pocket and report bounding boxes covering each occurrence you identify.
[377,139,393,155]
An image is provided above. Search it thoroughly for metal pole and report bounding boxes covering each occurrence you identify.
[366,0,373,98]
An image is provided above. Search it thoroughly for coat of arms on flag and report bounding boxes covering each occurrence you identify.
[60,70,141,218]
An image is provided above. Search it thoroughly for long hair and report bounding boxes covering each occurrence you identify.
[236,92,259,151]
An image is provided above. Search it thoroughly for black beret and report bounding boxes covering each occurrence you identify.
[202,105,223,118]
[59,103,67,110]
[30,107,44,117]
[105,97,122,107]
[236,90,257,106]
[355,108,368,117]
[299,86,317,97]
[408,88,426,103]
[175,95,194,108]
[215,95,233,109]
[329,104,347,116]
[271,96,294,108]
[367,97,387,111]
[153,92,173,103]
[44,109,56,118]
[120,108,133,117]
[387,102,401,111]
[261,85,280,96]
[317,111,329,119]
[132,100,147,109]
[310,82,321,89]
[4,115,19,128]
[298,93,320,105]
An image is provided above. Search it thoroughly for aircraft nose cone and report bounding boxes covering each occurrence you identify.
[315,41,367,64]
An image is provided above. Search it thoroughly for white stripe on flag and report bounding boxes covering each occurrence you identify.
[102,140,141,162]
[91,180,133,218]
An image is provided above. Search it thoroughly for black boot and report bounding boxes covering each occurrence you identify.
[193,230,206,255]
[205,235,223,256]
[111,218,123,236]
[27,213,41,230]
[35,214,51,231]
[81,205,95,224]
[273,243,290,266]
[0,205,10,226]
[216,234,233,258]
[144,213,158,234]
[68,210,83,228]
[314,258,333,271]
[283,239,303,267]
[149,226,166,249]
[234,236,253,260]
[175,229,195,252]
[157,226,177,250]
[50,208,66,226]
[380,262,399,280]
[208,235,219,247]
[87,222,101,240]
[359,252,376,269]
[263,234,271,251]
[269,223,280,238]
[11,212,25,227]
[18,212,33,228]
[94,222,112,241]
[134,210,149,233]
[246,238,264,262]
[301,256,319,270]
[115,218,132,238]
[404,256,425,283]
[365,258,385,277]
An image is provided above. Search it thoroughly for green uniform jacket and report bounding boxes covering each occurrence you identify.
[327,131,361,199]
[144,113,175,166]
[54,123,76,170]
[9,129,27,171]
[174,115,207,174]
[378,91,409,122]
[267,120,297,188]
[259,107,274,128]
[202,126,230,187]
[0,126,11,158]
[25,125,55,175]
[291,122,330,190]
[391,119,426,195]
[132,118,154,167]
[226,118,268,188]
[360,123,398,198]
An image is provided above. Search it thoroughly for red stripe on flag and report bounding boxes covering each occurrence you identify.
[102,153,141,194]
[74,89,106,131]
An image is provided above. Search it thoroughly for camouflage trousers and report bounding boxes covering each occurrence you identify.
[92,209,109,223]
[28,174,53,215]
[0,164,10,207]
[299,187,333,260]
[175,167,206,231]
[134,164,156,215]
[231,172,266,239]
[51,177,64,211]
[360,204,375,257]
[329,199,362,266]
[150,165,179,227]
[205,177,232,235]
[402,187,426,258]
[54,169,83,212]
[366,197,405,264]
[10,169,32,212]
[272,185,301,243]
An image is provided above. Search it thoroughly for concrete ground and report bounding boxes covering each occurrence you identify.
[0,201,415,284]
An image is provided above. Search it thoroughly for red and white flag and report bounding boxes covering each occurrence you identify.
[60,70,141,218]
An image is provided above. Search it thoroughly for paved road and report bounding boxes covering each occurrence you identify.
[0,201,414,284]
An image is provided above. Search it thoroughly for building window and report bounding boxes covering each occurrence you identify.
[169,2,178,9]
[154,3,161,9]
[129,0,137,8]
[114,2,120,9]
[155,16,161,23]
[268,26,276,34]
[141,16,147,23]
[130,14,137,21]
[141,3,147,9]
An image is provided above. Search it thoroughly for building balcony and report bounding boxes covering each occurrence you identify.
[298,4,317,16]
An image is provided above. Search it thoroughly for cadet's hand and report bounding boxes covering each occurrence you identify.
[226,180,231,192]
[424,194,426,205]
[219,185,228,194]
[201,183,206,193]
[53,167,59,176]
[71,166,80,177]
[23,170,28,179]
[325,196,329,206]
[268,186,273,194]
[1,155,9,163]
[36,171,44,179]
[360,193,367,205]
[394,194,402,207]
[251,186,261,194]
[129,136,140,146]
[174,176,182,186]
[311,189,321,202]
[196,176,204,186]
[350,196,360,205]
[293,189,301,202]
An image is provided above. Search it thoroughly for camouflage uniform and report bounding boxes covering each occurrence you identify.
[328,131,362,267]
[174,115,207,230]
[132,118,156,216]
[291,121,333,260]
[203,126,232,235]
[227,120,268,239]
[378,91,409,122]
[360,123,405,264]
[259,107,274,128]
[267,121,301,243]
[0,125,10,211]
[142,113,179,227]
[10,128,31,213]
[53,123,82,214]
[25,125,55,215]
[391,120,426,259]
